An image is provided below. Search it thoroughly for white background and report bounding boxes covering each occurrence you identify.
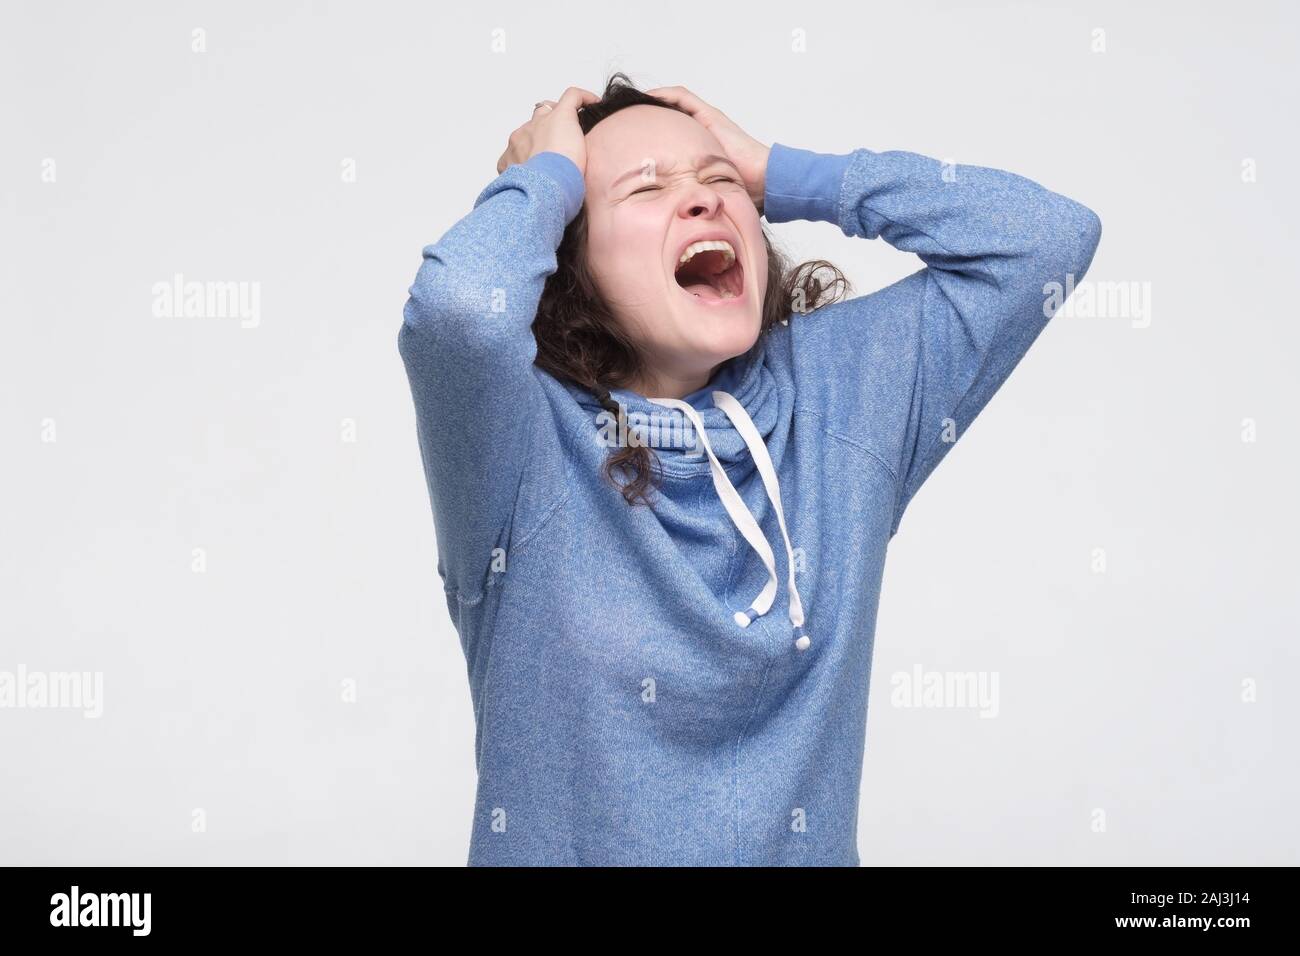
[2,0,1296,865]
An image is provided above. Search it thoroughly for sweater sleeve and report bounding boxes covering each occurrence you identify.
[764,142,1102,536]
[398,151,585,600]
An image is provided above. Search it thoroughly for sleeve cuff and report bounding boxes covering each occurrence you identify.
[523,151,586,224]
[763,142,856,226]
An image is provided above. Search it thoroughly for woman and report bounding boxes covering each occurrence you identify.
[399,74,1101,866]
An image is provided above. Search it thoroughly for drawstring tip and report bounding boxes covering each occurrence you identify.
[793,627,811,651]
[733,610,752,628]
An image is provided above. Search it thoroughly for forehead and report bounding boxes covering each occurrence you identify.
[585,105,722,190]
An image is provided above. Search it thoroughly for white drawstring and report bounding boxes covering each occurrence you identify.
[711,391,809,650]
[647,391,811,652]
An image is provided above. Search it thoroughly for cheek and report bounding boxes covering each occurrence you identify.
[586,226,666,312]
[611,223,666,292]
[747,235,769,295]
[583,221,626,296]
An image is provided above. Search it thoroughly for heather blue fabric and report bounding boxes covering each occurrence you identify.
[399,141,1101,866]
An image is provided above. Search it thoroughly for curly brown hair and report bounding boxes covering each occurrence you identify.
[532,72,851,507]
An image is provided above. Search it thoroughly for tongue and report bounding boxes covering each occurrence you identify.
[684,280,723,301]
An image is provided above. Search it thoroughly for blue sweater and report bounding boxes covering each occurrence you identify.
[399,142,1101,865]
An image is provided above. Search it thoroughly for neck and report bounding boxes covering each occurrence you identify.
[624,362,722,400]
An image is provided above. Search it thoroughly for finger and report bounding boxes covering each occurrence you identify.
[644,85,713,114]
[556,86,601,112]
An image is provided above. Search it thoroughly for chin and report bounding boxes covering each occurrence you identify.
[690,308,761,359]
[658,269,765,365]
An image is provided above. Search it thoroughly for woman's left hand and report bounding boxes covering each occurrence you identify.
[645,85,771,215]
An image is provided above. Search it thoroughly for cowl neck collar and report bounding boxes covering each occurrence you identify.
[563,332,810,651]
[565,335,780,478]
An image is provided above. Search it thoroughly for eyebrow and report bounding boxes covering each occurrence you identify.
[610,154,740,191]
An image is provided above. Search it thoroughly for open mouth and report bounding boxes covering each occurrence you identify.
[673,242,745,305]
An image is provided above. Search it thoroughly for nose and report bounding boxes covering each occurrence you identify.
[677,182,725,220]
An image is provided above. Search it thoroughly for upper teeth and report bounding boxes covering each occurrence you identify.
[677,239,736,270]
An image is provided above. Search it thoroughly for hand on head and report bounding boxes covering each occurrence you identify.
[643,85,771,215]
[497,87,600,176]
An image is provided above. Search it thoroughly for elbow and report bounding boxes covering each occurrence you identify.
[1030,198,1102,304]
[398,293,433,364]
[1019,199,1101,324]
[1060,200,1102,284]
[399,288,476,366]
[399,271,536,371]
[1076,203,1103,275]
[398,271,464,368]
[399,261,484,348]
[398,280,442,366]
[399,243,487,333]
[403,258,465,332]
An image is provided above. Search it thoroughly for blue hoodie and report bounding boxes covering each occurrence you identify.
[399,141,1101,866]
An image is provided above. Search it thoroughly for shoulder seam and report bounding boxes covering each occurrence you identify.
[794,407,901,489]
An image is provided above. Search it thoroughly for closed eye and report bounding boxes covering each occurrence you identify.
[630,176,741,196]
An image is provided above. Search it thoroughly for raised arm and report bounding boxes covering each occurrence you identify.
[398,90,594,602]
[763,142,1102,535]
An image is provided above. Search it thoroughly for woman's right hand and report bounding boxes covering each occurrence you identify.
[496,86,600,176]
